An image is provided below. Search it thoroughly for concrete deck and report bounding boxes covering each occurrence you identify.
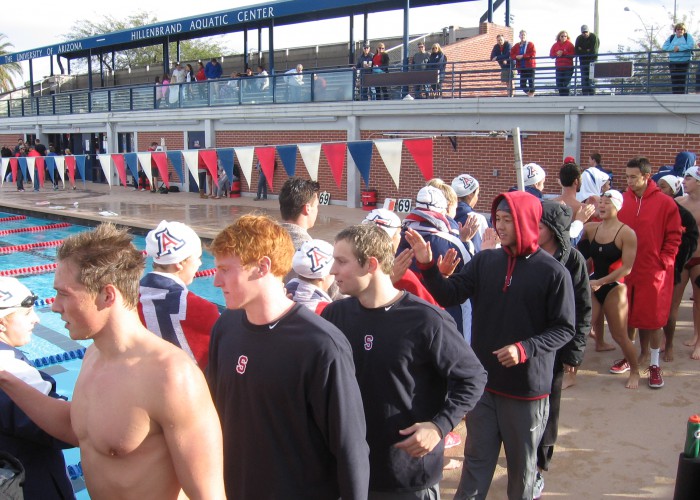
[2,182,699,499]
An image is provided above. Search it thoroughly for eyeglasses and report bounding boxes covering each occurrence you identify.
[560,35,567,38]
[0,294,38,310]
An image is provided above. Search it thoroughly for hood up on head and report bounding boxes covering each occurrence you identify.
[673,151,697,176]
[491,191,542,257]
[491,191,542,292]
[540,200,573,264]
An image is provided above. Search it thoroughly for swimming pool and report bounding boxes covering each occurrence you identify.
[0,211,224,498]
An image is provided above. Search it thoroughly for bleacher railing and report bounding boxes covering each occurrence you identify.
[1,49,698,117]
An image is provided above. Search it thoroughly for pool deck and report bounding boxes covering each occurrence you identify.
[2,182,700,499]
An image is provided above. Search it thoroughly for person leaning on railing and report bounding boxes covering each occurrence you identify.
[427,43,448,98]
[490,34,512,87]
[661,23,695,95]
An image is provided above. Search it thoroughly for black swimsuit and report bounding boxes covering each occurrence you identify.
[578,224,625,304]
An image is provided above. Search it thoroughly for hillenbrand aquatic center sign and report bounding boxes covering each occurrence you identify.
[1,0,438,65]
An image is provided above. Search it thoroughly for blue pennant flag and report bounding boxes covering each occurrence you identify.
[347,141,373,187]
[218,148,236,184]
[276,145,297,177]
[45,155,56,182]
[166,151,184,182]
[124,153,139,182]
[75,156,87,182]
[18,157,28,180]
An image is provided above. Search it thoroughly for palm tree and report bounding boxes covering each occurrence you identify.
[0,34,23,93]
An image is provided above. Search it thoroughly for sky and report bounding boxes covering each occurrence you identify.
[3,0,694,86]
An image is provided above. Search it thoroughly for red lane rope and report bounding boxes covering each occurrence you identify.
[0,263,58,277]
[0,215,27,223]
[0,239,64,255]
[0,222,71,236]
[194,268,216,278]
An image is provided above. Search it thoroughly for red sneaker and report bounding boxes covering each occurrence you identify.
[609,358,630,374]
[444,431,462,449]
[646,365,664,388]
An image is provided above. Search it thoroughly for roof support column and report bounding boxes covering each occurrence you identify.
[244,30,249,70]
[163,40,169,76]
[403,0,410,70]
[349,15,355,65]
[268,19,275,74]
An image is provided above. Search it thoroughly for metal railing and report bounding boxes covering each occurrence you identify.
[1,49,699,118]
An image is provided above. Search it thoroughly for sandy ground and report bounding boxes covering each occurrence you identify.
[2,184,699,498]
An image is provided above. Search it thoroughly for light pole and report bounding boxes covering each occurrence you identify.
[624,6,656,50]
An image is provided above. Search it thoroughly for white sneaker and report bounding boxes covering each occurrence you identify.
[533,471,544,499]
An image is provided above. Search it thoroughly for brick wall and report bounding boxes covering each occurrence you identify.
[0,134,23,148]
[580,133,700,189]
[441,23,514,98]
[138,132,185,180]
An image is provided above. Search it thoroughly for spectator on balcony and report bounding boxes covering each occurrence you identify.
[511,30,536,97]
[428,43,448,98]
[171,62,186,84]
[194,62,206,100]
[372,43,390,100]
[550,30,576,96]
[491,34,512,88]
[285,64,305,102]
[205,58,223,80]
[411,42,431,98]
[575,25,599,96]
[184,64,195,99]
[356,43,374,101]
[156,74,169,108]
[662,23,695,95]
[256,65,270,92]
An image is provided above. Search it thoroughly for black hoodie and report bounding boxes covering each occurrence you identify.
[420,192,576,398]
[540,200,591,367]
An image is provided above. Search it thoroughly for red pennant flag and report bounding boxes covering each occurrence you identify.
[151,153,171,188]
[321,143,347,189]
[111,154,128,187]
[405,138,434,181]
[256,147,276,190]
[65,156,77,186]
[35,157,46,188]
[199,150,219,187]
[9,158,18,183]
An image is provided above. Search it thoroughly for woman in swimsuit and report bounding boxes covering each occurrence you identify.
[578,190,640,389]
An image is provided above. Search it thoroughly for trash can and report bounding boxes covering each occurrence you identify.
[230,180,241,198]
[361,189,377,211]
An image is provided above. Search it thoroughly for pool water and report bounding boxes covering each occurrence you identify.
[0,211,225,498]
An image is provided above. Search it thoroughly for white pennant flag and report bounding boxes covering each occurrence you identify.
[97,154,113,187]
[234,147,255,188]
[182,151,200,189]
[54,156,65,187]
[137,153,153,188]
[0,158,9,186]
[298,143,322,181]
[25,157,35,183]
[374,139,404,189]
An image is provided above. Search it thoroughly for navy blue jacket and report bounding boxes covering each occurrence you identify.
[0,343,74,499]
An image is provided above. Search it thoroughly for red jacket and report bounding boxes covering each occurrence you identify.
[617,180,682,329]
[550,40,575,68]
[510,41,536,69]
